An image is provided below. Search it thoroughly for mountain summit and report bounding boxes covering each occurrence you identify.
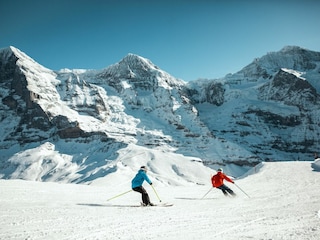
[0,46,319,183]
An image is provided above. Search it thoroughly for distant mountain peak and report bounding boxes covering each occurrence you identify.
[0,45,18,54]
[4,45,29,60]
[0,46,17,62]
[280,45,306,53]
[118,53,159,72]
[237,45,320,80]
[122,53,144,61]
[0,45,48,72]
[99,53,184,90]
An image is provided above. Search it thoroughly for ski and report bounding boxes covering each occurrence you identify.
[152,203,174,207]
[140,202,174,207]
[110,203,174,207]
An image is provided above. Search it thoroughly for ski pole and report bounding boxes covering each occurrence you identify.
[107,189,133,201]
[234,183,250,198]
[201,187,213,199]
[151,185,162,202]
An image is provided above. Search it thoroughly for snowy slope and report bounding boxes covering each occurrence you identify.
[0,161,319,240]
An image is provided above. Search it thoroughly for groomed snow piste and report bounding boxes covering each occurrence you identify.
[1,161,319,240]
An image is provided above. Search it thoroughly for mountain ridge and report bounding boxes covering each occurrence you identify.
[0,45,319,183]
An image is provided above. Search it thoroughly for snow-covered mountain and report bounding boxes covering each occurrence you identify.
[0,46,319,183]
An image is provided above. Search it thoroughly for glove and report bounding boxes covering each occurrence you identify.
[232,181,235,184]
[150,183,152,185]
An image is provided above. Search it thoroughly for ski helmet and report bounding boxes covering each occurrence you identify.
[217,168,223,172]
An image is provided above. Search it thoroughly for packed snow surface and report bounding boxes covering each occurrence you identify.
[1,161,319,240]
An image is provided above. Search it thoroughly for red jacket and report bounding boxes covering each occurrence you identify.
[211,172,234,187]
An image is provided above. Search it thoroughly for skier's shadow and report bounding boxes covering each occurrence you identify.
[77,203,142,208]
[77,203,110,207]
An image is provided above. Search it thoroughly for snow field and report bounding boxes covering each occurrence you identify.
[0,161,319,240]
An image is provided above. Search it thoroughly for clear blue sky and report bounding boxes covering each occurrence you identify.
[1,0,320,81]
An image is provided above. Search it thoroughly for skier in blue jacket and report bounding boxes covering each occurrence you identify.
[132,166,154,206]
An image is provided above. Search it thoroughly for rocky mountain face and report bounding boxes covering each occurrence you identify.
[0,46,319,182]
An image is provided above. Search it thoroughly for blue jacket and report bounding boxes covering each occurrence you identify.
[131,169,152,188]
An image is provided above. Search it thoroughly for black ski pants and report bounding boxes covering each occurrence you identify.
[132,186,151,205]
[218,184,236,196]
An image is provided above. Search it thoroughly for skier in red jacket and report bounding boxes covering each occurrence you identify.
[211,168,236,197]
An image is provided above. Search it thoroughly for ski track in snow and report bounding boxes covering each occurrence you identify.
[0,161,320,240]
